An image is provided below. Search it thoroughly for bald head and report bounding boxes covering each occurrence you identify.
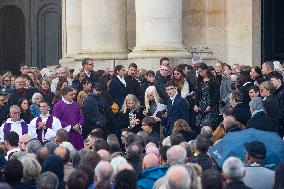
[54,146,70,164]
[166,165,191,189]
[97,149,111,162]
[18,134,31,151]
[95,161,114,182]
[143,154,159,170]
[36,147,49,164]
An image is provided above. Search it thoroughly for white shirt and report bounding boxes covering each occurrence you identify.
[29,113,62,142]
[5,148,20,160]
[0,119,32,142]
[169,92,178,105]
[116,75,126,87]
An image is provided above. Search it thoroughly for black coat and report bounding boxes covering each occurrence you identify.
[154,75,172,104]
[8,88,34,106]
[225,180,252,189]
[239,82,254,106]
[274,86,284,131]
[109,76,128,108]
[263,95,280,131]
[191,152,215,171]
[40,90,55,107]
[195,79,219,107]
[83,93,107,129]
[125,75,143,102]
[233,103,251,125]
[117,109,144,133]
[246,111,277,132]
[0,104,9,125]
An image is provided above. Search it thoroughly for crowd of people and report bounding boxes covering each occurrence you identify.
[0,57,283,189]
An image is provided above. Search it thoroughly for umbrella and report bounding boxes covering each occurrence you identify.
[208,128,284,169]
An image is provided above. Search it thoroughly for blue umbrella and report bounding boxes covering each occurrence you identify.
[208,128,284,169]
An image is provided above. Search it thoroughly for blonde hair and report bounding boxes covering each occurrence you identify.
[144,86,161,114]
[121,94,141,113]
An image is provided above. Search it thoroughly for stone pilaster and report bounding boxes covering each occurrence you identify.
[129,0,191,59]
[80,0,128,60]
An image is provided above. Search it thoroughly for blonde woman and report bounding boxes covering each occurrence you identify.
[117,94,144,133]
[144,86,162,116]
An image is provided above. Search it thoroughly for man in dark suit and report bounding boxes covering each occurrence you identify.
[82,58,97,84]
[125,63,142,102]
[164,81,189,136]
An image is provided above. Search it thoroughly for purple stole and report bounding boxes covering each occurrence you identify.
[3,122,28,140]
[36,115,53,142]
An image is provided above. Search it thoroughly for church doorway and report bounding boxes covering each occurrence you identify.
[262,0,284,62]
[0,6,25,75]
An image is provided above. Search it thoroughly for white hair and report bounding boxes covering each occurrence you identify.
[10,105,21,113]
[111,156,127,175]
[166,145,187,165]
[32,93,43,104]
[273,61,283,73]
[144,86,161,114]
[222,156,245,181]
[95,161,113,182]
[166,165,191,189]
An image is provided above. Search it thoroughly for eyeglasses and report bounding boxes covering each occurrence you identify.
[161,69,169,72]
[88,63,94,66]
[0,99,5,102]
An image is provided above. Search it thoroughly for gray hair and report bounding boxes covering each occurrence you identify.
[111,156,127,175]
[44,142,58,154]
[19,156,41,181]
[59,141,76,158]
[166,165,191,189]
[95,161,114,182]
[249,97,264,112]
[9,105,20,113]
[36,171,59,189]
[32,93,43,104]
[166,145,187,165]
[222,157,245,181]
[26,139,42,154]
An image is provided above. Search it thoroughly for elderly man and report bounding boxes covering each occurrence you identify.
[243,141,274,189]
[246,97,276,132]
[94,161,114,184]
[29,101,62,143]
[54,146,74,182]
[165,165,191,189]
[18,134,31,151]
[138,154,167,189]
[222,157,252,189]
[153,145,187,189]
[50,67,72,93]
[8,77,32,105]
[0,105,31,142]
[261,61,274,81]
[36,172,59,189]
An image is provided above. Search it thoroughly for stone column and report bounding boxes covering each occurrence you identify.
[226,0,261,66]
[64,0,82,56]
[80,0,128,59]
[129,0,191,58]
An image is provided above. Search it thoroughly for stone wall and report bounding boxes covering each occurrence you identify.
[61,0,261,70]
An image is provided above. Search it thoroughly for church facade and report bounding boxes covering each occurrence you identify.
[0,0,283,73]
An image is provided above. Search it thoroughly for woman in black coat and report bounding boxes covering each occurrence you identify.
[117,94,144,133]
[194,63,219,129]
